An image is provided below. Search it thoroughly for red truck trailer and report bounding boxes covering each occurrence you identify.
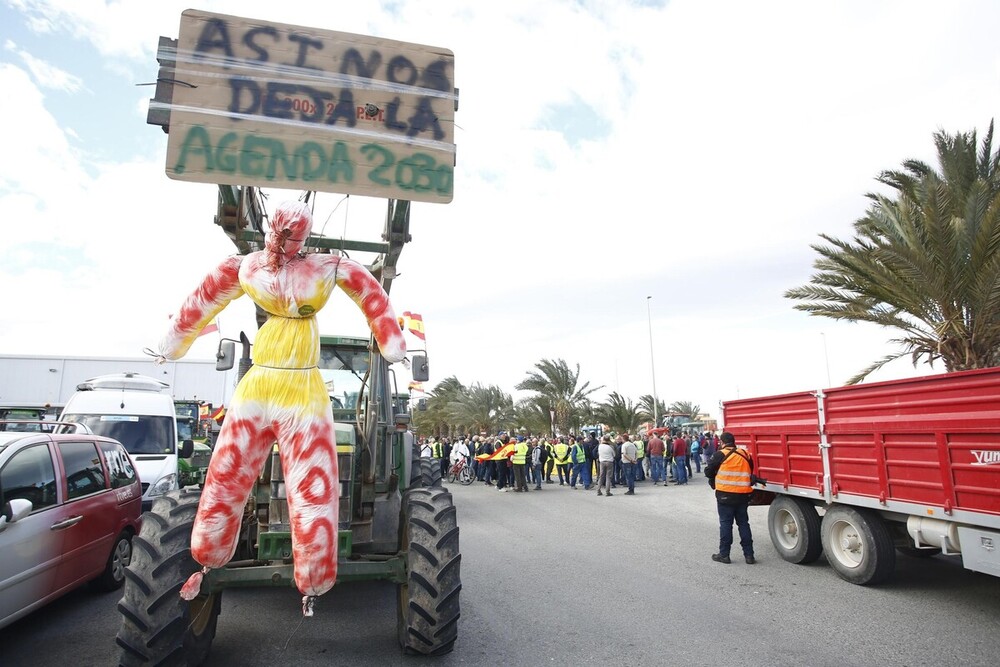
[722,367,1000,585]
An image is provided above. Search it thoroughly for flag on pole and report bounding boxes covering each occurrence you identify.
[211,405,226,422]
[198,319,219,337]
[402,311,425,340]
[408,381,424,393]
[198,403,210,419]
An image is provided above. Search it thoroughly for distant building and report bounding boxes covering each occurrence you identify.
[0,354,237,412]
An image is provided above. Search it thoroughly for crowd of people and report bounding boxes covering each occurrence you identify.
[417,430,721,495]
[417,429,758,564]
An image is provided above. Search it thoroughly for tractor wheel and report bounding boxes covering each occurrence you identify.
[408,442,422,489]
[397,487,461,656]
[420,457,443,487]
[767,496,823,564]
[116,488,222,667]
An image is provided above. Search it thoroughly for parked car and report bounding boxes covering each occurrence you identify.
[0,424,142,630]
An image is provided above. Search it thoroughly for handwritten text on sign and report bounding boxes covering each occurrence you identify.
[162,9,457,203]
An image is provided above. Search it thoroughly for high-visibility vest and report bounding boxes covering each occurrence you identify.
[545,442,555,459]
[635,440,645,458]
[554,442,571,464]
[572,443,587,463]
[512,442,529,465]
[715,447,752,494]
[432,442,443,459]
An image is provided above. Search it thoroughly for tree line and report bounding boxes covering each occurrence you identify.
[411,358,699,438]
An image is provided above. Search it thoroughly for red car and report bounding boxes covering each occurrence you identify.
[0,424,142,629]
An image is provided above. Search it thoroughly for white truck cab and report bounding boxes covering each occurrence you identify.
[60,373,192,511]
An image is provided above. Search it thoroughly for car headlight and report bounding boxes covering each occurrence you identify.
[148,473,178,497]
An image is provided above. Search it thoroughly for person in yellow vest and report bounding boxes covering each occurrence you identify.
[544,438,556,483]
[511,437,530,492]
[553,438,572,485]
[633,434,646,482]
[569,436,588,489]
[704,431,756,564]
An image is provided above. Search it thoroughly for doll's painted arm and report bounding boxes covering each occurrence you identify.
[159,255,246,360]
[333,257,407,363]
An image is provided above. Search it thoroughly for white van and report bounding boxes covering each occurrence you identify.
[60,373,192,511]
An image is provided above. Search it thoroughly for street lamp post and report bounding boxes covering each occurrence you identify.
[646,296,659,427]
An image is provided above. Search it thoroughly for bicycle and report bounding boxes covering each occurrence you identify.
[447,456,475,485]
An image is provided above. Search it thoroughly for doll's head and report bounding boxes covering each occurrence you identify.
[265,201,313,265]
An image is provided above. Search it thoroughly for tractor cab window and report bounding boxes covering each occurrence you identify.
[318,346,370,412]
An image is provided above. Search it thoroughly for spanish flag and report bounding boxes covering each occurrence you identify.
[408,381,424,393]
[210,405,226,422]
[402,311,426,340]
[198,403,210,419]
[477,442,515,461]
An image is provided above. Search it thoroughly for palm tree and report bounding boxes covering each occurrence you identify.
[786,122,1000,383]
[417,375,465,437]
[638,394,667,424]
[668,400,700,418]
[595,392,642,433]
[447,383,514,434]
[515,359,603,433]
[513,397,552,435]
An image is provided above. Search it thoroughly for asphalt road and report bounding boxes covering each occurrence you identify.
[3,472,999,666]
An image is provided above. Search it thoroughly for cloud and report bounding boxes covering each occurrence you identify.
[4,39,85,92]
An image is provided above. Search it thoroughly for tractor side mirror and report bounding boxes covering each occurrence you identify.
[411,354,429,382]
[216,340,235,371]
[417,398,427,412]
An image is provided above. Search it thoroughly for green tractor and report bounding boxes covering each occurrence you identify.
[172,400,213,487]
[114,195,459,665]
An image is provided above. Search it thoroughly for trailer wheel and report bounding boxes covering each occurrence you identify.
[821,505,895,585]
[116,488,222,667]
[397,487,461,656]
[767,496,823,564]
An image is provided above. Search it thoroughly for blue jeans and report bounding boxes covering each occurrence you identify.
[692,451,702,473]
[623,462,636,492]
[583,461,593,487]
[570,462,582,486]
[674,456,688,484]
[635,458,645,481]
[650,455,665,482]
[532,463,544,488]
[718,500,754,558]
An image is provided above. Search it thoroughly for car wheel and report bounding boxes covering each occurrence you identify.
[94,531,132,591]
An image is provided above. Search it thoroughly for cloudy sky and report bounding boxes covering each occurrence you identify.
[2,0,999,423]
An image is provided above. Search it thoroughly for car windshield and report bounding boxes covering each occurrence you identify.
[61,415,175,455]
